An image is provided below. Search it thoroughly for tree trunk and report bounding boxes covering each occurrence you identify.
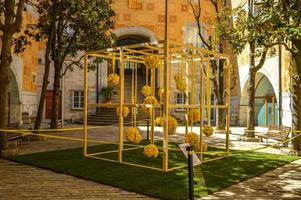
[34,23,55,131]
[50,64,61,129]
[0,34,13,152]
[246,41,256,137]
[291,39,301,151]
[216,60,225,130]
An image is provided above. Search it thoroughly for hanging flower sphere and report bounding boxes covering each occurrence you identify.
[188,109,201,122]
[144,144,159,158]
[174,73,187,92]
[126,127,142,144]
[168,116,178,135]
[203,125,214,137]
[108,73,120,86]
[145,56,160,69]
[141,85,152,97]
[143,96,159,114]
[116,106,129,117]
[154,117,164,127]
[158,88,164,101]
[185,132,199,146]
[195,142,208,152]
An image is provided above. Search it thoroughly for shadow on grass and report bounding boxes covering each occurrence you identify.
[8,142,298,200]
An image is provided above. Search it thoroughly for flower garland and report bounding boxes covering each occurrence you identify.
[188,109,200,122]
[108,73,120,86]
[203,125,214,137]
[144,144,159,158]
[185,132,199,146]
[145,56,160,69]
[174,73,187,92]
[116,106,129,117]
[142,96,159,114]
[154,117,164,127]
[168,116,178,135]
[126,127,142,144]
[141,85,152,97]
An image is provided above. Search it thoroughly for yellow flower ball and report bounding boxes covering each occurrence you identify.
[143,144,159,158]
[143,96,159,114]
[126,127,142,144]
[141,85,152,97]
[116,106,129,117]
[158,88,164,101]
[168,116,178,135]
[195,142,208,152]
[174,73,187,92]
[185,132,199,146]
[188,109,201,122]
[154,117,164,127]
[108,73,120,86]
[203,125,214,137]
[145,56,160,69]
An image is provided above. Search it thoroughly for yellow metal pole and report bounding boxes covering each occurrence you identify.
[185,61,189,134]
[199,58,204,162]
[206,60,211,125]
[131,62,134,126]
[191,57,196,132]
[112,55,116,73]
[118,49,125,163]
[83,54,88,157]
[134,62,137,126]
[150,68,155,143]
[226,61,231,155]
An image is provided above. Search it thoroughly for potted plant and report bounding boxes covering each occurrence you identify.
[101,86,117,103]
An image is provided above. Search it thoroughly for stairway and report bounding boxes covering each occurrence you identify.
[88,73,149,126]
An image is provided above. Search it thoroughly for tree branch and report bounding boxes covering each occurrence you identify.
[60,55,84,78]
[12,0,26,32]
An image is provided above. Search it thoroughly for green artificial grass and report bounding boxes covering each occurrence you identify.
[9,141,298,200]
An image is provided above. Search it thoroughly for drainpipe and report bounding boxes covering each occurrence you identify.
[96,62,99,112]
[278,45,282,126]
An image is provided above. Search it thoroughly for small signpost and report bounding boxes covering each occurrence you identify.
[179,143,202,200]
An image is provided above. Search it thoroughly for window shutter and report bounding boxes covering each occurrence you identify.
[128,0,139,9]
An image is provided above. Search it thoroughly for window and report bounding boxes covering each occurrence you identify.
[185,25,206,48]
[38,58,43,64]
[72,91,84,109]
[32,73,36,83]
[176,93,188,111]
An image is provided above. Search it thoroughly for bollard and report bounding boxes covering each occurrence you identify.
[187,146,194,200]
[147,119,150,142]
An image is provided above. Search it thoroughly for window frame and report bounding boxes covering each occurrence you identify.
[72,90,84,110]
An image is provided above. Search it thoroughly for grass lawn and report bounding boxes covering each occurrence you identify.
[9,141,298,200]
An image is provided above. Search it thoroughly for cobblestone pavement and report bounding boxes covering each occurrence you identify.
[0,159,156,200]
[201,159,301,200]
[2,125,301,200]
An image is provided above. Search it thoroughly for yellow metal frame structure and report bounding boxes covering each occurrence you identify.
[83,41,231,172]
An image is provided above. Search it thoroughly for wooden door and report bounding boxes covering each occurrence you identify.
[45,90,62,119]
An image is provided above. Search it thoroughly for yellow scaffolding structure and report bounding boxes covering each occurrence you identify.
[83,41,231,172]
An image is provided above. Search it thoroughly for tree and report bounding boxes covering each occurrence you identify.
[188,0,237,131]
[219,1,282,137]
[31,0,115,129]
[0,0,27,154]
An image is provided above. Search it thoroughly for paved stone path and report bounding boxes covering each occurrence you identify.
[2,125,301,200]
[201,159,301,200]
[0,159,156,200]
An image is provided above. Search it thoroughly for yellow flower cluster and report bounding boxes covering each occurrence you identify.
[188,109,201,122]
[195,142,208,152]
[185,132,199,146]
[203,125,214,137]
[158,88,164,101]
[144,144,159,158]
[174,73,187,92]
[141,85,152,97]
[154,117,164,127]
[143,96,159,113]
[108,73,120,86]
[168,116,178,135]
[116,106,129,117]
[145,56,160,69]
[126,127,142,144]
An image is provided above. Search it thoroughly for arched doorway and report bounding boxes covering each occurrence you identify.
[239,73,278,127]
[8,69,21,124]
